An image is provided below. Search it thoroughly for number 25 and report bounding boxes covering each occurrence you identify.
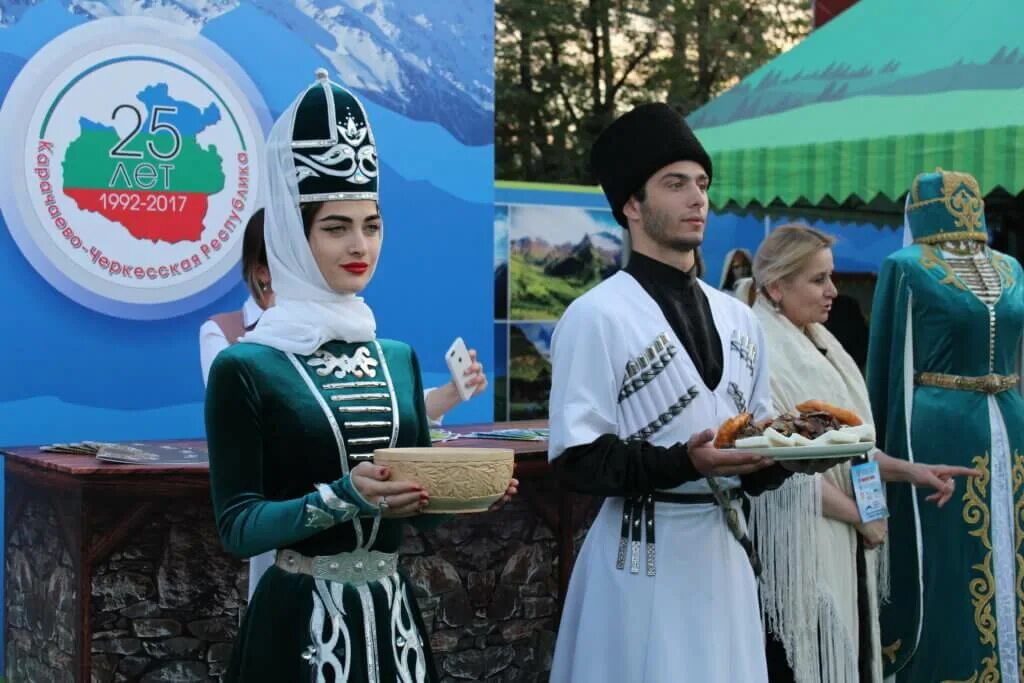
[110,105,181,160]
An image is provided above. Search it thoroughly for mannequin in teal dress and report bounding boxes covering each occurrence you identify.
[867,169,1024,682]
[205,69,515,682]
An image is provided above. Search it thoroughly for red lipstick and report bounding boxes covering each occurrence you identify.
[342,262,368,274]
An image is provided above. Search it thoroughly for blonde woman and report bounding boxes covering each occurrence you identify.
[740,224,976,683]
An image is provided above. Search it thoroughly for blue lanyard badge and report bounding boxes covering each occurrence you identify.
[850,460,889,523]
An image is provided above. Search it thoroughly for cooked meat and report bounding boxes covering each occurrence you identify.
[767,410,841,439]
[793,411,842,438]
[717,405,847,447]
[736,422,763,439]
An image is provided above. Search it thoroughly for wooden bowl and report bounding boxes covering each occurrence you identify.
[373,447,514,514]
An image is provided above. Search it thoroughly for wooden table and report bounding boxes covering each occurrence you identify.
[2,421,591,681]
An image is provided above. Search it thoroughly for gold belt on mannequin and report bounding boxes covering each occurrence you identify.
[914,372,1019,394]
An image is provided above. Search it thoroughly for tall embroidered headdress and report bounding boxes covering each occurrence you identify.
[291,68,379,202]
[907,168,987,244]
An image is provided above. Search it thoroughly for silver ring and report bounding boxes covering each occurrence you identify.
[379,496,390,511]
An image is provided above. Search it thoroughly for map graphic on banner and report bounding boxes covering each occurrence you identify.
[0,21,269,319]
[0,1,496,442]
[63,83,226,244]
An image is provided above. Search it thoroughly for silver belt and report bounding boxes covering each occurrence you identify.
[275,548,398,584]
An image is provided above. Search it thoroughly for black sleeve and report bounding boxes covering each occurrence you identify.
[740,464,793,496]
[551,434,701,497]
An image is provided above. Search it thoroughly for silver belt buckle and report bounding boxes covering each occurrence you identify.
[304,549,398,584]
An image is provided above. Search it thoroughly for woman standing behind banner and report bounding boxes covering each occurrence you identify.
[199,208,273,386]
[205,69,514,682]
[739,225,976,683]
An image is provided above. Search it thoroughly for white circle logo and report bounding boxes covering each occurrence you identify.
[0,18,270,319]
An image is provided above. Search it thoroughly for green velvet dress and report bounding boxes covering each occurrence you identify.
[867,245,1024,682]
[205,339,440,683]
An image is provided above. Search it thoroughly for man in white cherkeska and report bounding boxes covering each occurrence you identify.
[547,103,834,682]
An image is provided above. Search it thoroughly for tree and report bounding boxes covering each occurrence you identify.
[496,0,810,184]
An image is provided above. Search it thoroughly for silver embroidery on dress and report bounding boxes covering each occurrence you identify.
[372,341,401,448]
[381,575,427,683]
[363,514,382,551]
[345,421,392,429]
[305,579,351,682]
[348,436,391,446]
[287,354,349,473]
[315,483,359,520]
[308,347,379,379]
[356,584,381,683]
[331,392,391,402]
[325,381,388,390]
[305,504,337,530]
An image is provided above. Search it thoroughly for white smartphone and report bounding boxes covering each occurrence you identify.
[445,337,475,402]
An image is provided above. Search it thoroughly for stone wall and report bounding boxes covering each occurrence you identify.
[7,488,580,682]
[6,500,77,683]
[402,495,560,683]
[88,505,246,683]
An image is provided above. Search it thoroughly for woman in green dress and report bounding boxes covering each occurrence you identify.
[868,169,1024,682]
[205,69,514,682]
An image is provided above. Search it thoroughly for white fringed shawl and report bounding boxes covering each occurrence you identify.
[749,295,883,683]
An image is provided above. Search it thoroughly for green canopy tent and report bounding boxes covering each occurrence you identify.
[688,0,1024,230]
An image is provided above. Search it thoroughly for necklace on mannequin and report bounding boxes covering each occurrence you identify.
[940,239,983,256]
[939,240,1000,303]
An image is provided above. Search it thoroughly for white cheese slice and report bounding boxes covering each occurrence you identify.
[764,427,795,447]
[839,424,876,442]
[735,435,771,449]
[822,429,860,444]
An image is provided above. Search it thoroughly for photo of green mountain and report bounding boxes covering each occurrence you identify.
[509,322,554,420]
[508,205,623,321]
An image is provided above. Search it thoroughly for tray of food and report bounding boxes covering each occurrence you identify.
[715,400,875,460]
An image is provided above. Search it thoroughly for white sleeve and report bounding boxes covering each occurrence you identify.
[423,388,442,427]
[547,301,620,462]
[199,320,230,387]
[748,316,774,422]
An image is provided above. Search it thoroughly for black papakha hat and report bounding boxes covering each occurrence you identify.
[591,103,713,228]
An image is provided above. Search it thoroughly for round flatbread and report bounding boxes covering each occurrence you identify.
[795,400,863,426]
[714,413,752,448]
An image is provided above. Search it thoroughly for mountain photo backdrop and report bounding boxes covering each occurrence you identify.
[492,203,623,420]
[508,322,553,420]
[508,205,622,321]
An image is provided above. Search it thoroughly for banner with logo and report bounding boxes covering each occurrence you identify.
[0,1,496,451]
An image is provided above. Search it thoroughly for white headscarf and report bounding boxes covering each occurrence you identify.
[241,89,377,354]
[901,192,914,247]
[718,247,752,290]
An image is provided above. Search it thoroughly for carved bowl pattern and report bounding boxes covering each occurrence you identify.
[373,448,515,513]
